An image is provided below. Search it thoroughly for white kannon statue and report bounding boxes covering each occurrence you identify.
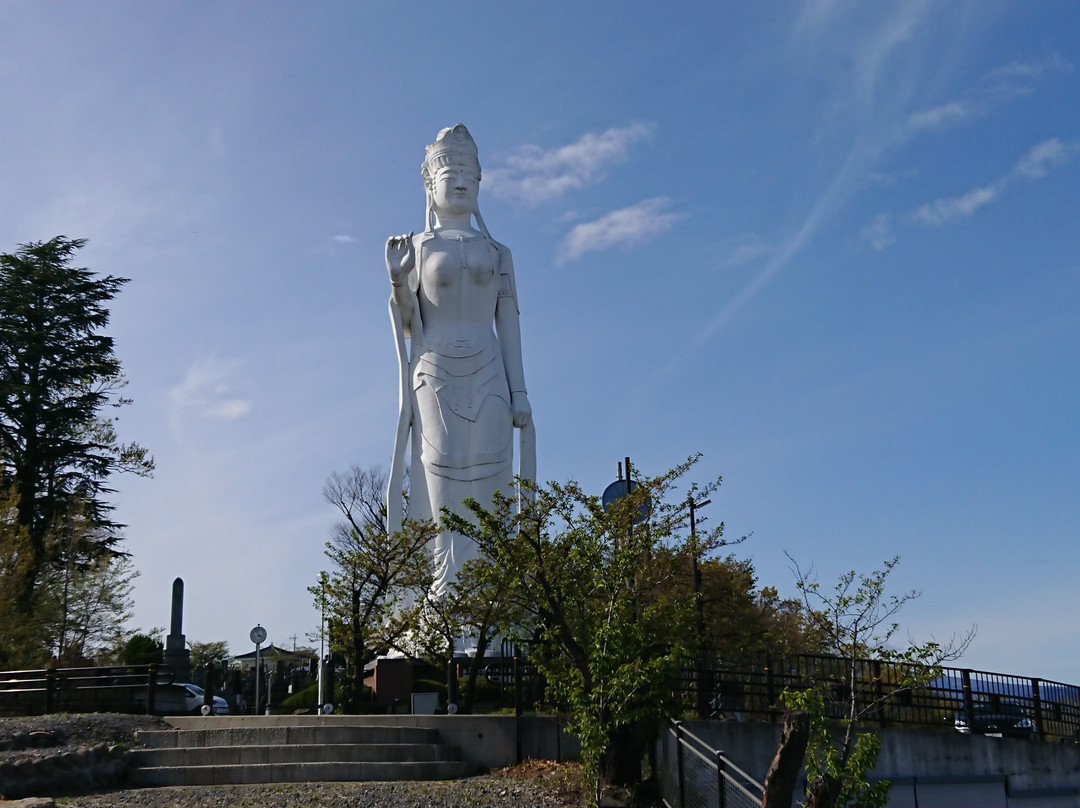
[385,124,535,597]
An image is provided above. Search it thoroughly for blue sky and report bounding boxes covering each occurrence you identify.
[2,2,1078,681]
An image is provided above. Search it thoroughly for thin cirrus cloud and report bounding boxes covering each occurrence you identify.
[484,124,654,205]
[1011,137,1077,180]
[910,138,1076,227]
[717,233,775,269]
[982,51,1072,95]
[860,213,896,252]
[910,185,999,228]
[902,54,1071,141]
[904,100,980,135]
[168,356,253,421]
[557,198,681,265]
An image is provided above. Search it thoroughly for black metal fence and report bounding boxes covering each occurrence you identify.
[0,664,174,716]
[655,720,763,808]
[677,653,1080,741]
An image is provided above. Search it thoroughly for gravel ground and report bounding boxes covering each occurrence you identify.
[0,713,168,760]
[54,775,584,807]
[0,715,587,807]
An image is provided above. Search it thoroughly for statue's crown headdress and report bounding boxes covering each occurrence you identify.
[423,124,480,184]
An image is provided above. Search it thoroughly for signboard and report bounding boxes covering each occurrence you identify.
[602,478,652,524]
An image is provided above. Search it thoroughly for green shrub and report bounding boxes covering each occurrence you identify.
[413,678,447,698]
[461,676,501,705]
[281,681,362,709]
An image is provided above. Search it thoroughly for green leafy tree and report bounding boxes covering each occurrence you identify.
[769,556,976,808]
[119,632,164,666]
[446,455,736,805]
[313,465,432,712]
[190,640,230,668]
[755,584,830,657]
[399,548,520,714]
[0,486,48,668]
[689,556,827,664]
[0,236,153,611]
[43,543,138,666]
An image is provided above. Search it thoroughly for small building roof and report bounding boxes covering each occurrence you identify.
[231,644,316,667]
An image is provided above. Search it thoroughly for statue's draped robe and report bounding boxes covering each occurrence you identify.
[387,231,532,596]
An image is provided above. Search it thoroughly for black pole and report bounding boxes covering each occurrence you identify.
[514,644,523,763]
[689,496,711,718]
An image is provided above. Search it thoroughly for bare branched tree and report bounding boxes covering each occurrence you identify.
[314,465,430,712]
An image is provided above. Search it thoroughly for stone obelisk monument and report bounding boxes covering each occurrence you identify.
[162,577,191,682]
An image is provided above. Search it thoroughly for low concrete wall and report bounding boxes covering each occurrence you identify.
[166,714,580,770]
[679,720,1080,803]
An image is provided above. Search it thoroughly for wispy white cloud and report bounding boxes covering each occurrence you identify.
[331,234,355,244]
[899,54,1070,146]
[911,138,1077,228]
[794,0,932,104]
[905,100,979,135]
[485,124,654,204]
[169,356,253,421]
[557,198,680,264]
[910,185,999,227]
[1011,138,1078,180]
[861,213,895,251]
[717,234,774,268]
[982,52,1072,95]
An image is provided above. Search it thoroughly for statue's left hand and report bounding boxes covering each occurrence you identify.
[511,392,532,429]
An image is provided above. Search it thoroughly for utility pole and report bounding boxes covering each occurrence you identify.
[689,495,711,718]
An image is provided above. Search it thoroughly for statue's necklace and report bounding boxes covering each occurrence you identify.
[455,235,467,271]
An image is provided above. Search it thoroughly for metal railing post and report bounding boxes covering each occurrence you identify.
[716,749,727,808]
[675,721,686,808]
[146,664,158,715]
[44,668,56,714]
[872,660,884,726]
[961,669,974,732]
[765,654,776,723]
[1032,678,1044,738]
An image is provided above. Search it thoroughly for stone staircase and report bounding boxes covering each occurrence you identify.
[128,715,479,786]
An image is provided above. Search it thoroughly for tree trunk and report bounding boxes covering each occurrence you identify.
[462,631,490,714]
[804,774,840,808]
[762,709,810,808]
[348,589,364,711]
[601,719,648,789]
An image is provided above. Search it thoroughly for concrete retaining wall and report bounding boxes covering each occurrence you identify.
[165,714,581,770]
[679,720,1080,805]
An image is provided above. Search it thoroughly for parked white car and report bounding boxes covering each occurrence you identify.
[136,682,230,715]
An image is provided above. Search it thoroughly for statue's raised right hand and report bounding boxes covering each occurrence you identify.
[385,232,415,287]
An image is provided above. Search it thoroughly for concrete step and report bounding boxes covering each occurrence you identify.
[132,741,460,766]
[135,724,438,748]
[130,716,480,786]
[128,760,479,786]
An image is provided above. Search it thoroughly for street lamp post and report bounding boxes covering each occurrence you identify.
[689,496,711,718]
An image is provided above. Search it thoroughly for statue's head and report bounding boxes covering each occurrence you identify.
[421,124,491,236]
[422,124,481,190]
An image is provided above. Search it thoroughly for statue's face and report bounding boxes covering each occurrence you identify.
[430,161,479,217]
